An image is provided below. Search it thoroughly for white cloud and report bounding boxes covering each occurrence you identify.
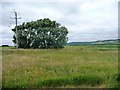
[1,0,82,2]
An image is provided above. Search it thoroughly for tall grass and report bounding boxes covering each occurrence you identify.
[2,45,118,88]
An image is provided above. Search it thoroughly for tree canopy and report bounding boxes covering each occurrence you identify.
[12,18,68,49]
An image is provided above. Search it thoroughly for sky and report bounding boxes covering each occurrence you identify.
[0,0,119,46]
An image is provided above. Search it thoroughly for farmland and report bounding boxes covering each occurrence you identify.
[2,45,119,88]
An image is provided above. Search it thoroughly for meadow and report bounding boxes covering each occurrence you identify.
[2,45,119,88]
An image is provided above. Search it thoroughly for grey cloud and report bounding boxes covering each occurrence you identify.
[1,0,118,45]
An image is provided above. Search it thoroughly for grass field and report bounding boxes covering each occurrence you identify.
[2,45,119,88]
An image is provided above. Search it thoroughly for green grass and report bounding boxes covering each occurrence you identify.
[2,45,119,88]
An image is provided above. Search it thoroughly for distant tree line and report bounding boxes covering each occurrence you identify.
[2,45,9,47]
[12,18,68,49]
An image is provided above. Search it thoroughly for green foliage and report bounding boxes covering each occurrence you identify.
[2,45,118,88]
[36,75,103,87]
[12,18,68,49]
[106,73,120,88]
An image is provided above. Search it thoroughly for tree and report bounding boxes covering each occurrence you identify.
[12,18,68,49]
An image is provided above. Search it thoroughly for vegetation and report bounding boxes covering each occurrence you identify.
[2,45,119,88]
[1,45,9,47]
[12,18,68,49]
[67,39,120,46]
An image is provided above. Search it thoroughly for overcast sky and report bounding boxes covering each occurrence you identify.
[0,0,119,46]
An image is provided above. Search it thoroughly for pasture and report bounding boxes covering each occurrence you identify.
[2,45,119,88]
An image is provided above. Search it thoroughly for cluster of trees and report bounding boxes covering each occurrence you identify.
[12,18,68,49]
